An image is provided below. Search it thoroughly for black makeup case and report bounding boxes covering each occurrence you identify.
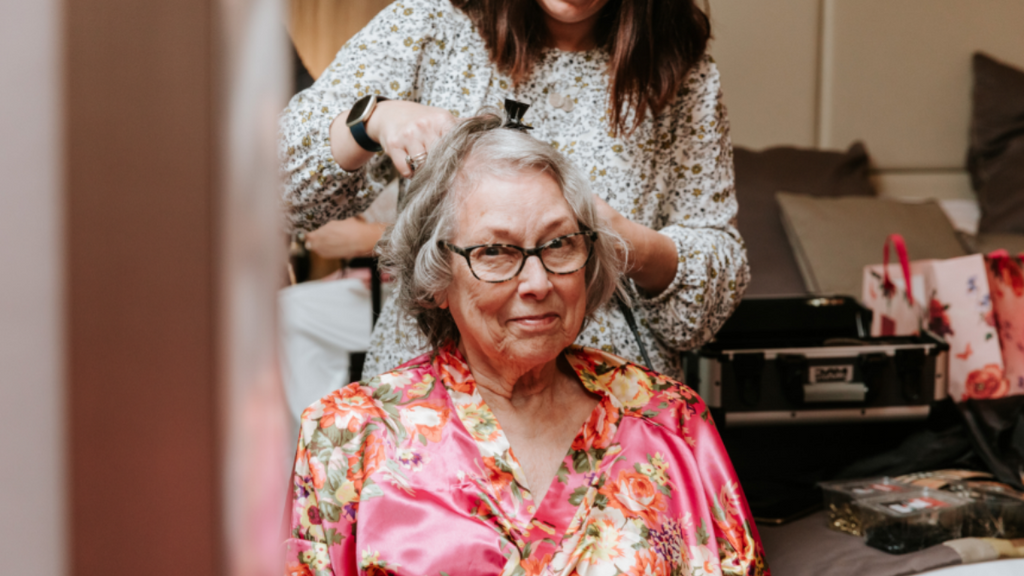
[685,296,954,523]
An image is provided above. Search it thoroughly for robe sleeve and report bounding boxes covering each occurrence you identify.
[682,392,771,575]
[283,402,361,575]
[633,54,749,351]
[278,0,448,231]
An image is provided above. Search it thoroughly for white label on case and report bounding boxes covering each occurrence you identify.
[809,365,854,383]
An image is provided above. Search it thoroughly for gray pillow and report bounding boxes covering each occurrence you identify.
[968,53,1024,234]
[776,194,967,299]
[968,233,1024,256]
[734,143,876,296]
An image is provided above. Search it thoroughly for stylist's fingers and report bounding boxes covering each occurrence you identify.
[405,147,430,175]
[387,115,451,177]
[370,101,456,178]
[392,139,430,178]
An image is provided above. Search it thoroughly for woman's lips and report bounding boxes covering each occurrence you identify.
[508,313,560,330]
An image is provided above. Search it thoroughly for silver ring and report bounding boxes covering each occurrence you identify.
[405,151,428,171]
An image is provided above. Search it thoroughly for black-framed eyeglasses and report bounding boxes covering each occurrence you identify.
[439,231,598,283]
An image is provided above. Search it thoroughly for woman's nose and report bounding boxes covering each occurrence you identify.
[517,254,552,298]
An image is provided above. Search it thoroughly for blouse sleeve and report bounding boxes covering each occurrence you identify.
[681,390,770,575]
[633,54,749,351]
[279,0,447,231]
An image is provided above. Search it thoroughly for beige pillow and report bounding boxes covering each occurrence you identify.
[776,193,967,298]
[735,143,875,297]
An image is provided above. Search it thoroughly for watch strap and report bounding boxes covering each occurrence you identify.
[350,120,382,153]
[349,95,388,153]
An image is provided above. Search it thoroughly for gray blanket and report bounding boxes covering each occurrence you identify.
[758,512,962,576]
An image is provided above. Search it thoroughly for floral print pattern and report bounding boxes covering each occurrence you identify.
[915,256,1009,402]
[927,298,954,338]
[278,0,748,382]
[986,252,1024,398]
[963,363,1011,400]
[284,345,769,575]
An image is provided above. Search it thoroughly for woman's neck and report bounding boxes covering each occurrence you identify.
[543,15,600,52]
[458,342,568,408]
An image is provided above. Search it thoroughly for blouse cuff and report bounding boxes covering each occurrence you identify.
[630,234,688,305]
[633,229,689,307]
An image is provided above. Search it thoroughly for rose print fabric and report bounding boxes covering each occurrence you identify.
[918,254,1007,402]
[284,345,769,576]
[278,0,749,382]
[985,251,1024,398]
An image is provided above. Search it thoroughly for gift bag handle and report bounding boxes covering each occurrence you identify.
[882,233,914,306]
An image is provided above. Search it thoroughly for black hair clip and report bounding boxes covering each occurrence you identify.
[503,98,533,132]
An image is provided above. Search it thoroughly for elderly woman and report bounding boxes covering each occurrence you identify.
[284,114,768,576]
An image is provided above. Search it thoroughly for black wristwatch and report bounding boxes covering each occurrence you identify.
[346,94,389,152]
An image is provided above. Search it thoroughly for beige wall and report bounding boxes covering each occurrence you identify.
[710,0,1024,201]
[711,0,822,149]
[0,1,66,575]
[819,0,1024,170]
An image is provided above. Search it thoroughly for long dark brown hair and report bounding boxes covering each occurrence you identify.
[451,0,711,135]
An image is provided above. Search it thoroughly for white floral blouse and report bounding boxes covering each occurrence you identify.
[278,0,749,380]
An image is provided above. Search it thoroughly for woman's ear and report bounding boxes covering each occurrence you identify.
[436,291,449,310]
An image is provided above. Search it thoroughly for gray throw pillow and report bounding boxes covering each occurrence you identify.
[968,53,1024,234]
[970,233,1024,256]
[734,143,875,296]
[776,194,967,299]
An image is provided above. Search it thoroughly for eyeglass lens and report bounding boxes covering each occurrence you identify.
[468,233,592,282]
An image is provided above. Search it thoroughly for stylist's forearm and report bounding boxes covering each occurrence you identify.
[329,111,376,171]
[623,220,678,295]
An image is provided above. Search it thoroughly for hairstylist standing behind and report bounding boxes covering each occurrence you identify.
[280,0,748,382]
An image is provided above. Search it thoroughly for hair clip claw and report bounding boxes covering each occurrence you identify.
[503,98,533,132]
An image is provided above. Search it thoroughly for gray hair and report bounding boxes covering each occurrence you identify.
[378,110,628,350]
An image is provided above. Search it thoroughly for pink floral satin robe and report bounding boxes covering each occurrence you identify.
[284,345,770,576]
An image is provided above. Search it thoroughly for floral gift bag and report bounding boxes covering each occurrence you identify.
[921,253,1005,401]
[862,234,926,336]
[986,250,1024,398]
[863,234,1007,401]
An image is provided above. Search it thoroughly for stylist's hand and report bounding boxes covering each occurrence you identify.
[304,217,386,261]
[593,194,677,295]
[366,101,456,178]
[593,194,627,231]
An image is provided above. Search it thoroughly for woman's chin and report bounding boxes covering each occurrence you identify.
[497,327,576,367]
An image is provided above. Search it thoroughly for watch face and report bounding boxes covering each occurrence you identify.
[346,95,375,127]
